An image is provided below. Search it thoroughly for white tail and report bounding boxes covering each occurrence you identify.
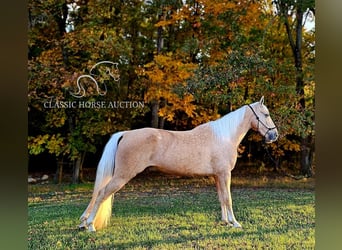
[91,131,124,229]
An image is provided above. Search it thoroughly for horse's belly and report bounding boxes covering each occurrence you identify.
[144,127,223,176]
[152,150,214,176]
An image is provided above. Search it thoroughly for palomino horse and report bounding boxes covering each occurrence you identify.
[79,96,278,232]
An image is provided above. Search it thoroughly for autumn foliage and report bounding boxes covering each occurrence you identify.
[28,0,315,182]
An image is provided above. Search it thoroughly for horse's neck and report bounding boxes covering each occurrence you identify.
[209,106,251,146]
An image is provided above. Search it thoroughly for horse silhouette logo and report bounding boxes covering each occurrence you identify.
[70,61,120,98]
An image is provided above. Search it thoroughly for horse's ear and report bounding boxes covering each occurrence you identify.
[259,96,264,105]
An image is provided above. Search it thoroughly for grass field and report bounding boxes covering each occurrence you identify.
[28,174,315,249]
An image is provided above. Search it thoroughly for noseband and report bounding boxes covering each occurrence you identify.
[247,104,277,137]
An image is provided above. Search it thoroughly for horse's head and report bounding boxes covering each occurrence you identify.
[248,96,278,143]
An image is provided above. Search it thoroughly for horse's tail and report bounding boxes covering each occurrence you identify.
[92,131,124,230]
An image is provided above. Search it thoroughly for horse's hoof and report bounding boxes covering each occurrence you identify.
[78,220,88,230]
[78,224,87,231]
[232,222,242,228]
[87,223,96,232]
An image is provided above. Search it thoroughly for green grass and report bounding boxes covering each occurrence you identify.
[28,175,315,249]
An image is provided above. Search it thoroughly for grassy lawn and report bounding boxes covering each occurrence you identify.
[28,174,315,249]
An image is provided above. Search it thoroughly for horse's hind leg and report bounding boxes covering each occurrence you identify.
[78,194,98,230]
[79,181,114,230]
[85,177,127,232]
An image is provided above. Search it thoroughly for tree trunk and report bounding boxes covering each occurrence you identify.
[72,152,86,184]
[149,11,165,129]
[151,100,159,128]
[300,136,314,177]
[73,158,80,184]
[55,157,64,184]
[159,117,165,129]
[79,152,86,183]
[157,11,165,54]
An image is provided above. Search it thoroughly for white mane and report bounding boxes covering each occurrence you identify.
[209,105,248,141]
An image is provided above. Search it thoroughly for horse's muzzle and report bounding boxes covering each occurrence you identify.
[265,129,278,143]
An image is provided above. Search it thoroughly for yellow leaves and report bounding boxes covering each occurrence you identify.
[158,108,174,121]
[154,0,237,28]
[304,80,315,100]
[46,109,67,128]
[150,57,194,119]
[143,54,197,87]
[269,145,285,157]
[183,94,196,117]
[38,47,63,67]
[263,137,301,159]
[29,134,49,147]
[46,134,65,156]
[190,109,220,127]
[155,20,174,28]
[28,134,65,156]
[158,93,196,122]
[238,2,266,33]
[201,0,236,16]
[139,54,198,122]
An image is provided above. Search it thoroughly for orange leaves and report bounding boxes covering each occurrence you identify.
[191,109,220,127]
[183,94,196,116]
[282,139,301,152]
[158,93,196,121]
[155,20,174,28]
[262,137,301,160]
[200,0,236,16]
[154,1,237,28]
[249,133,263,142]
[38,46,63,68]
[142,54,197,94]
[238,2,265,31]
[139,54,197,121]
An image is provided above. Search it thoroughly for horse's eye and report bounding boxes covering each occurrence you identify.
[264,114,270,118]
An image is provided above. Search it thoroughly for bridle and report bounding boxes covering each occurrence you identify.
[247,104,277,137]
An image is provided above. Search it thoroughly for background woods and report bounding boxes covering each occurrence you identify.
[28,0,315,183]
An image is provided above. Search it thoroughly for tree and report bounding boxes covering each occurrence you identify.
[140,0,271,127]
[28,0,315,180]
[137,53,197,127]
[28,0,135,183]
[273,0,315,176]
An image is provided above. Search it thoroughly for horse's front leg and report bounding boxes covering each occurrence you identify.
[225,173,241,228]
[215,173,242,228]
[226,174,242,228]
[215,176,228,223]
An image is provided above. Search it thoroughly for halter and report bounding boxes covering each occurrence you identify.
[247,104,277,137]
